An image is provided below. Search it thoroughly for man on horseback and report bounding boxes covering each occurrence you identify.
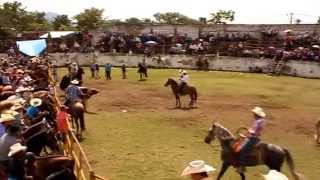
[179,70,189,94]
[65,80,83,108]
[237,107,266,173]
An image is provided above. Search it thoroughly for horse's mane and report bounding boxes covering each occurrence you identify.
[214,122,235,139]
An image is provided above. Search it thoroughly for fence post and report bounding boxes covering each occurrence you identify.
[90,171,95,180]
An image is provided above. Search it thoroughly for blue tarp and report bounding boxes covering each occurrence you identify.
[16,39,47,57]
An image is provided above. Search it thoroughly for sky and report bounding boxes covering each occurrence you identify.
[2,0,319,24]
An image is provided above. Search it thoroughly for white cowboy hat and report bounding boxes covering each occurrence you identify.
[23,76,33,82]
[283,29,292,33]
[181,160,216,176]
[182,70,188,74]
[252,107,266,117]
[0,114,15,123]
[8,143,27,157]
[312,45,320,49]
[262,170,289,180]
[70,79,79,85]
[30,98,42,107]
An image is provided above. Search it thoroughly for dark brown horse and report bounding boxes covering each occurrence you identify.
[204,122,303,180]
[22,120,61,156]
[25,153,76,180]
[164,78,197,108]
[315,120,320,144]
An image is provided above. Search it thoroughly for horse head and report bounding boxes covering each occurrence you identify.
[164,78,177,87]
[204,122,235,144]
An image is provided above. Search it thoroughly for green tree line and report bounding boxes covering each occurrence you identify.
[0,1,236,34]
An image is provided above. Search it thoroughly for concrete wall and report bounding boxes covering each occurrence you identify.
[40,53,320,79]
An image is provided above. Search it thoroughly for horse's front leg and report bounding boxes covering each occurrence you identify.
[239,172,246,180]
[188,94,193,108]
[216,163,230,180]
[177,96,181,108]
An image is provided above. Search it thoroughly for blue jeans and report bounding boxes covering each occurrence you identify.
[239,137,260,165]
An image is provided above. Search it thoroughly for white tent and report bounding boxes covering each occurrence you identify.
[40,31,76,39]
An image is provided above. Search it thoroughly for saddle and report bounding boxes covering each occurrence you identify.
[231,139,263,167]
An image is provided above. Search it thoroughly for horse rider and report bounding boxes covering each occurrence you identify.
[236,106,266,173]
[179,70,189,94]
[65,79,84,108]
[181,160,216,180]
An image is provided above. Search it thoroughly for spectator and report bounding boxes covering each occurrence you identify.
[56,105,70,142]
[7,143,32,180]
[0,125,20,168]
[25,98,42,120]
[104,63,112,80]
[0,114,15,137]
[181,160,216,180]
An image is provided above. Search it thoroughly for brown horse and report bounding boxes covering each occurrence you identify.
[164,78,197,108]
[204,122,303,180]
[70,100,85,140]
[315,120,320,144]
[25,153,76,180]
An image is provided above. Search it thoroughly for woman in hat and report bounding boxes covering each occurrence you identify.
[7,143,33,180]
[236,107,266,173]
[181,160,215,180]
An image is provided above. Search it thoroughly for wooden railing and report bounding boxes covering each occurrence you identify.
[48,67,107,180]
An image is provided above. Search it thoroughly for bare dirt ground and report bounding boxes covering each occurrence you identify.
[59,68,320,180]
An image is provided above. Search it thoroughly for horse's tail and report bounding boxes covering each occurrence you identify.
[284,149,304,180]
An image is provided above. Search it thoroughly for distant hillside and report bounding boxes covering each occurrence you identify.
[45,12,59,22]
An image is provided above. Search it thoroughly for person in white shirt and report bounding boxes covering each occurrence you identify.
[179,70,189,94]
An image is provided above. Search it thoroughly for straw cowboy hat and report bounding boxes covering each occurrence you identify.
[70,79,79,85]
[30,98,42,107]
[8,143,27,157]
[181,160,216,176]
[262,170,289,180]
[252,106,266,117]
[0,114,15,123]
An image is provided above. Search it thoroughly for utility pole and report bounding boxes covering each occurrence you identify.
[289,12,294,24]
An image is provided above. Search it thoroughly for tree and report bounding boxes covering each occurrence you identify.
[208,10,235,24]
[153,12,199,25]
[0,1,50,31]
[74,8,105,30]
[125,17,142,24]
[295,19,301,24]
[52,15,71,30]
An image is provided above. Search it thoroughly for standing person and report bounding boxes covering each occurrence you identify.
[181,160,216,180]
[104,63,112,80]
[90,63,95,79]
[121,64,127,79]
[7,143,33,180]
[94,63,100,79]
[236,107,266,173]
[56,105,70,142]
[0,125,20,169]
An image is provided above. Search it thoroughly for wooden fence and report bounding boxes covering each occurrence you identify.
[48,67,107,180]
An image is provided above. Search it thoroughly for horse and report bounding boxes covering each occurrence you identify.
[315,120,320,144]
[22,120,61,156]
[25,153,76,180]
[164,78,197,108]
[69,100,85,140]
[204,122,302,180]
[138,63,148,80]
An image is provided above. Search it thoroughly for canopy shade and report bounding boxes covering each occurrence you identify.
[40,31,76,39]
[16,39,47,57]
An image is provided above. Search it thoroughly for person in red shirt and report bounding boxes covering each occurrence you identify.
[56,105,70,141]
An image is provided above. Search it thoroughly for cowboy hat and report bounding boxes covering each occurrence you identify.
[181,160,216,176]
[30,98,42,107]
[262,170,288,180]
[0,114,15,123]
[23,76,33,82]
[10,103,24,111]
[252,107,266,117]
[70,79,79,85]
[182,70,188,74]
[8,143,27,157]
[312,45,320,49]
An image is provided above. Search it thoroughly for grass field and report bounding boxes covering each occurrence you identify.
[60,68,320,180]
